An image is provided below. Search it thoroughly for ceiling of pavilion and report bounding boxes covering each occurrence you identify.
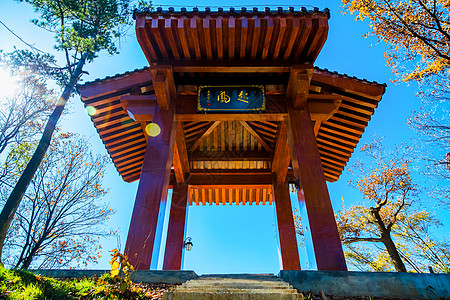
[77,7,386,205]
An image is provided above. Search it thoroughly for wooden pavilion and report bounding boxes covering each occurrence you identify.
[78,7,386,272]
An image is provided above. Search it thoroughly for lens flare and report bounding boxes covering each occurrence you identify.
[86,106,97,116]
[146,123,161,137]
[0,68,18,99]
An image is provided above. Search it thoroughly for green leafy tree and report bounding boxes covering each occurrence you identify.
[336,141,450,273]
[0,0,131,265]
[1,133,114,269]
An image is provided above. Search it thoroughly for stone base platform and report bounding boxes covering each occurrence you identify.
[33,269,450,299]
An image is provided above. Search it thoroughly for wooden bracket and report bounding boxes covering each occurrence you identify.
[307,94,342,122]
[120,95,156,122]
[150,65,176,110]
[286,65,314,109]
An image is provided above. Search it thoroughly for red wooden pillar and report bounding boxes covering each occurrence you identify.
[272,181,301,270]
[124,104,176,270]
[286,105,347,271]
[163,182,189,270]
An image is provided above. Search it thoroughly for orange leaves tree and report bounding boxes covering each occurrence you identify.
[342,1,450,205]
[336,141,450,272]
[0,133,114,269]
[342,0,450,81]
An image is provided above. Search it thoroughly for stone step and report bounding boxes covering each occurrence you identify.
[181,278,292,289]
[198,274,281,281]
[164,274,304,300]
[165,291,304,300]
[180,282,291,289]
[176,288,299,293]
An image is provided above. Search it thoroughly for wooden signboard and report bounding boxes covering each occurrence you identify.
[197,85,265,112]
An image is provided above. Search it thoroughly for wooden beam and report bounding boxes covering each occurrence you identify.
[180,173,273,186]
[172,122,190,183]
[287,67,314,109]
[271,121,291,183]
[140,121,149,142]
[172,144,184,183]
[173,65,291,73]
[152,73,171,110]
[286,65,313,99]
[120,95,156,122]
[174,95,339,122]
[189,121,221,151]
[188,169,272,176]
[150,66,176,110]
[313,121,321,137]
[286,104,347,271]
[177,113,286,122]
[191,184,272,189]
[307,94,342,121]
[240,121,272,153]
[163,182,188,270]
[273,181,301,270]
[152,65,176,97]
[124,103,176,270]
[189,150,271,161]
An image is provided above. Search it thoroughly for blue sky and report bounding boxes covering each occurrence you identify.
[0,0,448,274]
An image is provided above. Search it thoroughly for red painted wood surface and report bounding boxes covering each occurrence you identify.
[163,182,189,270]
[124,104,176,270]
[286,105,347,271]
[272,182,301,270]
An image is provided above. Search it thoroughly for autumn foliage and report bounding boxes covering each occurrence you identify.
[336,141,450,273]
[342,0,450,81]
[0,133,114,269]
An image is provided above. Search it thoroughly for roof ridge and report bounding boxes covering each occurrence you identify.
[314,66,387,87]
[133,6,330,19]
[78,66,151,87]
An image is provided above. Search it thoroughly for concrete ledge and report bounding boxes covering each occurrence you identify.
[279,270,450,300]
[32,270,198,284]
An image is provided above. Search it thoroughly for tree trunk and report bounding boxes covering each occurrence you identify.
[381,231,407,272]
[371,207,407,272]
[19,241,42,270]
[0,53,88,266]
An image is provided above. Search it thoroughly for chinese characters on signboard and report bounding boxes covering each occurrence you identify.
[197,86,265,112]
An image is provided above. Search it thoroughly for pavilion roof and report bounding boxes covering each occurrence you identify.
[78,7,386,205]
[133,6,330,65]
[78,67,385,187]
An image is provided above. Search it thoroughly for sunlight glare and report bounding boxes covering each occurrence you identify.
[146,123,161,137]
[0,67,18,100]
[86,106,97,116]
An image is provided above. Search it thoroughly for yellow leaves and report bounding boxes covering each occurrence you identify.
[110,261,120,277]
[341,0,450,81]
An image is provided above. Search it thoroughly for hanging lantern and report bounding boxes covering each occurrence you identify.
[183,237,193,251]
[287,176,300,194]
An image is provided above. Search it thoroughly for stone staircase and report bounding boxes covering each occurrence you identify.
[164,274,304,300]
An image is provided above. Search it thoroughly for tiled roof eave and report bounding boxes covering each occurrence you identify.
[133,6,331,19]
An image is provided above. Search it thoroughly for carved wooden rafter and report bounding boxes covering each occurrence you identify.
[189,121,221,151]
[239,121,272,153]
